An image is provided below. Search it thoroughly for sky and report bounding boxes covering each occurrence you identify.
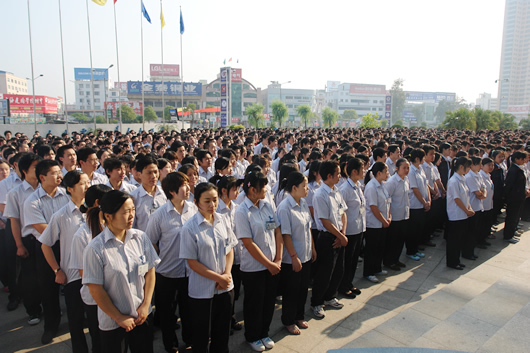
[1,0,507,106]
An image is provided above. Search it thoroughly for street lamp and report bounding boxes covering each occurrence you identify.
[27,74,43,132]
[103,64,114,124]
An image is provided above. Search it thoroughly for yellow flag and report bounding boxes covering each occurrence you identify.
[92,0,107,5]
[160,6,166,28]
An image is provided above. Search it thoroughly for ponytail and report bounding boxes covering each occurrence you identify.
[450,156,472,177]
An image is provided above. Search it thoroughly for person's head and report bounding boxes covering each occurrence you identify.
[307,160,322,184]
[482,157,494,174]
[36,145,56,160]
[372,148,387,163]
[98,190,135,234]
[36,159,62,187]
[170,141,187,162]
[278,163,299,193]
[56,144,77,168]
[470,156,482,172]
[18,153,42,182]
[196,149,213,169]
[409,148,426,166]
[0,160,9,181]
[440,142,451,156]
[162,171,190,201]
[77,147,99,173]
[157,158,172,182]
[194,182,218,217]
[284,171,308,200]
[179,164,199,187]
[214,156,232,176]
[388,144,401,161]
[242,171,268,201]
[97,148,111,165]
[63,170,90,198]
[346,157,364,182]
[103,158,126,181]
[319,160,340,185]
[451,156,472,176]
[512,151,527,165]
[81,184,112,214]
[210,175,240,201]
[422,145,436,163]
[135,156,159,187]
[370,161,389,183]
[395,158,410,179]
[491,150,505,165]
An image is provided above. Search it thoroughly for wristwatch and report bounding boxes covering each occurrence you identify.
[54,267,61,274]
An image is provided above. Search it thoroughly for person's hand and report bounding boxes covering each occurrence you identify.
[424,202,431,212]
[267,261,281,276]
[432,193,440,200]
[216,273,232,290]
[55,270,67,285]
[383,218,391,228]
[292,256,302,272]
[339,234,348,247]
[117,315,136,332]
[135,303,149,326]
[466,208,475,217]
[16,245,29,258]
[311,248,317,263]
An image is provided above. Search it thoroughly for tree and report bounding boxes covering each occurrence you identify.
[95,115,106,124]
[144,106,158,122]
[360,113,381,128]
[118,104,137,123]
[296,104,312,129]
[473,108,497,131]
[392,119,404,128]
[321,107,339,128]
[246,103,265,129]
[72,112,90,123]
[342,109,358,120]
[271,101,288,128]
[498,113,517,130]
[442,108,476,130]
[520,118,530,130]
[411,104,424,125]
[390,78,406,124]
[164,105,175,122]
[380,119,388,128]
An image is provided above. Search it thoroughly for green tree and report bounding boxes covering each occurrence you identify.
[520,118,530,130]
[296,104,312,129]
[390,78,406,124]
[118,104,137,123]
[360,113,381,128]
[474,108,497,131]
[411,104,424,125]
[342,109,358,120]
[164,105,175,122]
[321,107,339,128]
[246,103,265,129]
[72,112,90,122]
[95,115,106,124]
[498,113,517,130]
[144,106,158,122]
[271,101,288,128]
[442,108,476,130]
[380,119,388,128]
[392,119,404,128]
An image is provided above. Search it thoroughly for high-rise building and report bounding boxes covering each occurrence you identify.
[497,0,530,114]
[0,71,28,95]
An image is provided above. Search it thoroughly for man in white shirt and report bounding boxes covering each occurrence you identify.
[56,145,77,176]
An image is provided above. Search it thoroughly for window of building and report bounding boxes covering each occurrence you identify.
[86,91,90,96]
[154,101,163,107]
[373,100,378,103]
[94,99,100,103]
[94,91,100,96]
[79,99,83,103]
[294,96,302,99]
[213,83,220,89]
[112,92,117,96]
[79,91,84,95]
[79,84,83,88]
[94,84,100,88]
[285,96,293,99]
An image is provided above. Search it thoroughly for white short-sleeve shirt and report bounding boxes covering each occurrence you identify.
[277,195,312,264]
[447,173,471,221]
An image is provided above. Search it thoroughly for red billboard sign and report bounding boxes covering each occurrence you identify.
[2,94,58,114]
[105,101,143,116]
[231,68,242,82]
[349,84,386,95]
[150,64,180,77]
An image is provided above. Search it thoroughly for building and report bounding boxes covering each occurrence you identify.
[403,91,456,126]
[497,0,530,115]
[475,92,498,110]
[0,71,28,95]
[73,68,111,114]
[261,83,316,126]
[325,82,387,118]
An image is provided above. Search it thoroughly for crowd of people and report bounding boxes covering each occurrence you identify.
[0,126,528,353]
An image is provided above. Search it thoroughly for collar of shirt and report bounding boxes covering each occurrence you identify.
[167,199,191,215]
[285,194,301,209]
[102,227,139,244]
[321,182,336,194]
[138,184,163,198]
[21,180,36,191]
[11,173,22,183]
[243,196,267,210]
[346,177,360,190]
[36,185,67,199]
[218,198,232,212]
[197,211,221,228]
[386,157,395,166]
[454,173,465,182]
[479,170,490,179]
[410,164,421,174]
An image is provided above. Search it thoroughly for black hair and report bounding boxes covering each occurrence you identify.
[179,163,197,175]
[482,157,493,167]
[470,156,482,166]
[214,157,231,173]
[80,184,112,213]
[210,175,241,198]
[512,151,527,162]
[56,144,74,162]
[346,157,364,176]
[433,152,442,164]
[157,158,170,170]
[283,171,306,194]
[242,171,268,195]
[35,159,61,182]
[277,163,299,195]
[77,147,97,162]
[307,160,322,184]
[388,144,400,154]
[372,148,387,161]
[450,156,472,177]
[135,156,158,173]
[319,160,339,181]
[195,149,212,162]
[409,148,426,164]
[395,158,409,170]
[36,145,54,159]
[181,155,197,166]
[170,140,187,152]
[103,158,124,176]
[87,190,132,238]
[194,182,218,204]
[162,171,189,199]
[18,153,42,180]
[63,170,86,195]
[365,161,388,185]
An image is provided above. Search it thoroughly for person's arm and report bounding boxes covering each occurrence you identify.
[136,267,155,325]
[32,223,47,234]
[0,203,5,213]
[88,284,136,332]
[241,238,280,275]
[41,243,66,285]
[273,226,283,264]
[454,198,474,217]
[473,190,486,200]
[412,188,430,211]
[10,217,28,258]
[283,233,302,272]
[369,205,390,227]
[187,258,231,288]
[320,219,347,245]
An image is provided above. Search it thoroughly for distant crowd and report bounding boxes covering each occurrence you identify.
[0,126,529,353]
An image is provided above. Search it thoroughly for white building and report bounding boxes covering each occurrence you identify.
[0,71,28,95]
[325,82,387,118]
[475,92,498,110]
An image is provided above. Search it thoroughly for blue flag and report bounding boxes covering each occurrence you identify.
[180,8,184,34]
[142,1,151,23]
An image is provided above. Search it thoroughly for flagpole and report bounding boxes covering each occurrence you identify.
[160,0,165,122]
[140,0,145,131]
[180,6,184,124]
[113,0,122,133]
[58,0,69,133]
[27,0,37,134]
[85,0,97,131]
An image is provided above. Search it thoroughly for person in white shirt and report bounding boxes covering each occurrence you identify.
[103,158,136,193]
[95,148,111,175]
[57,145,78,176]
[385,145,401,176]
[77,147,108,186]
[446,156,474,270]
[196,149,214,181]
[479,157,495,247]
[463,157,486,260]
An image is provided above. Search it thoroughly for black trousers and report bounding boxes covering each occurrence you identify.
[407,209,426,255]
[64,279,89,353]
[446,219,469,267]
[384,220,408,266]
[462,212,482,258]
[280,261,311,326]
[4,220,20,303]
[18,235,41,317]
[231,264,242,324]
[310,231,344,307]
[241,269,279,343]
[363,228,387,277]
[0,229,7,287]
[100,315,153,353]
[504,199,525,239]
[85,304,102,353]
[479,209,494,243]
[339,232,362,293]
[154,274,192,351]
[190,291,233,353]
[37,240,61,332]
[309,229,320,279]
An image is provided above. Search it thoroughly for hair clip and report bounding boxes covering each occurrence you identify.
[248,182,251,187]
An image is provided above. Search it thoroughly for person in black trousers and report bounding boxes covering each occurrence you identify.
[503,151,528,243]
[490,150,506,223]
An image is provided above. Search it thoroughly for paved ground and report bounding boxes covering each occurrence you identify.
[2,216,530,353]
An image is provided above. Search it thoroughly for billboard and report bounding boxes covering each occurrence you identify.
[349,84,386,95]
[127,81,202,96]
[74,68,108,81]
[327,81,340,92]
[0,99,9,116]
[231,68,242,82]
[1,94,58,114]
[105,101,143,116]
[220,68,228,82]
[405,91,456,103]
[150,64,180,77]
[114,82,128,91]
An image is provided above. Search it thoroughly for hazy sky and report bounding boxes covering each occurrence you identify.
[2,0,506,105]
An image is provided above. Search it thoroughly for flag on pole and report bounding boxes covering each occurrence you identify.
[160,5,166,28]
[229,58,232,62]
[223,59,226,65]
[142,1,151,23]
[92,0,107,5]
[180,8,185,34]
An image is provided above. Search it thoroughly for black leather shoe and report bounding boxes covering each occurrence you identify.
[423,241,436,247]
[351,287,362,295]
[448,265,464,270]
[41,330,56,345]
[458,263,466,268]
[386,264,401,271]
[462,256,476,261]
[7,299,19,311]
[476,244,488,249]
[231,321,243,331]
[396,261,406,268]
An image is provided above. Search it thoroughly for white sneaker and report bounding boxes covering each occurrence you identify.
[261,337,275,349]
[324,298,344,309]
[375,270,388,276]
[365,275,379,283]
[311,305,325,318]
[248,340,266,352]
[28,316,41,325]
[275,295,283,302]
